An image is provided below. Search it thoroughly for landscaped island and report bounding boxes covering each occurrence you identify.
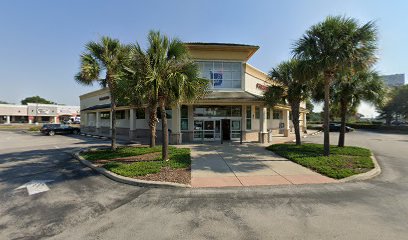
[267,143,374,179]
[80,146,191,184]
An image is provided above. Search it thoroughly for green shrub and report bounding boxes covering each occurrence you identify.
[104,161,163,177]
[81,146,191,177]
[28,126,41,131]
[267,143,374,179]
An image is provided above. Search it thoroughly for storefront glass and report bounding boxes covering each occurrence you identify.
[196,61,242,89]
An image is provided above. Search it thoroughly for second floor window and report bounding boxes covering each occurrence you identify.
[197,61,242,89]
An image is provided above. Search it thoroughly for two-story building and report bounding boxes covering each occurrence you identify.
[79,43,308,144]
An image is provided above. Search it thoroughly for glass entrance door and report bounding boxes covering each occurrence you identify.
[194,119,221,141]
[203,120,214,140]
[231,120,241,140]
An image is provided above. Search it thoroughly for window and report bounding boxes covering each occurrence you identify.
[255,106,260,119]
[100,112,110,119]
[246,106,251,130]
[231,106,241,117]
[180,105,188,131]
[197,61,242,89]
[136,108,145,119]
[267,108,271,119]
[273,111,281,119]
[115,110,126,119]
[193,106,242,117]
[289,112,292,120]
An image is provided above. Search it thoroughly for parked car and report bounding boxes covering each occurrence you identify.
[328,123,354,132]
[391,120,407,126]
[40,124,80,136]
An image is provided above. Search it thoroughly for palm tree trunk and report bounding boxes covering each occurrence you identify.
[386,113,392,126]
[338,99,347,147]
[291,102,301,145]
[159,98,169,161]
[148,102,158,148]
[110,101,117,151]
[323,73,331,156]
[108,77,117,151]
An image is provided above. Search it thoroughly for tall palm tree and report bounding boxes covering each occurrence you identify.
[75,36,128,151]
[265,59,311,145]
[126,31,208,160]
[332,70,385,147]
[293,16,378,156]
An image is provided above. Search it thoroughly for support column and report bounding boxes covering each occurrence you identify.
[259,106,268,143]
[28,116,34,124]
[6,115,10,124]
[302,112,307,133]
[53,116,58,123]
[187,105,194,142]
[269,108,274,142]
[283,109,290,137]
[96,112,101,135]
[129,109,136,139]
[242,105,246,131]
[171,104,182,145]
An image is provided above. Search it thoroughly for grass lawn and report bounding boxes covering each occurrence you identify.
[267,143,374,179]
[80,146,191,178]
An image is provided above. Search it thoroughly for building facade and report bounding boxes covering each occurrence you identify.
[79,43,308,144]
[381,74,405,87]
[0,103,80,124]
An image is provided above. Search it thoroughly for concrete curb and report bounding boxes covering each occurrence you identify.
[291,130,322,142]
[72,149,191,188]
[338,155,381,182]
[79,133,109,140]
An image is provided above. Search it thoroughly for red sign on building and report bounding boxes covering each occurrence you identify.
[256,83,268,91]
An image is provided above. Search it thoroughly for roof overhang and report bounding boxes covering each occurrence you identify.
[185,43,259,62]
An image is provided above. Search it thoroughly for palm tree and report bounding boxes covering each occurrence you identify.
[332,70,385,147]
[265,59,311,145]
[126,31,208,160]
[75,36,128,151]
[293,16,378,156]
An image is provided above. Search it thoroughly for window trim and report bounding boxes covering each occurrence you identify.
[196,60,243,90]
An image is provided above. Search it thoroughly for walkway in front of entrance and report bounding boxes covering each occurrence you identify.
[189,142,337,188]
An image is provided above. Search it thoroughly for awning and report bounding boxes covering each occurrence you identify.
[203,91,261,101]
[81,104,111,111]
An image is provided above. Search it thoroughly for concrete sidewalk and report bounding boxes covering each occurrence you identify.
[189,141,336,188]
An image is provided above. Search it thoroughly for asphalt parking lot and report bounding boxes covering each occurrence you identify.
[1,130,408,240]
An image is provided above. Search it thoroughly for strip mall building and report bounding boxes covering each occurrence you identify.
[79,43,308,144]
[0,103,80,124]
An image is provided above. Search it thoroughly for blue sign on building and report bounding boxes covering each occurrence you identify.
[211,71,223,86]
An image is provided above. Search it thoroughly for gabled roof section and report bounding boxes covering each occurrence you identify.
[185,42,259,62]
[186,42,259,48]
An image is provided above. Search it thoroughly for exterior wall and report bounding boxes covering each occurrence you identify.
[80,88,110,110]
[57,105,80,117]
[0,104,28,116]
[27,103,58,117]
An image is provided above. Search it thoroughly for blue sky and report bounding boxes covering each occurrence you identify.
[0,0,406,115]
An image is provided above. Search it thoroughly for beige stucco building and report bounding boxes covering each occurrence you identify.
[79,43,308,144]
[0,103,80,124]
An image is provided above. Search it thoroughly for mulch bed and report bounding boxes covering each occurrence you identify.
[134,166,191,185]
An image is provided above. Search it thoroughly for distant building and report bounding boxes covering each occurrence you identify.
[381,74,405,87]
[0,103,79,124]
